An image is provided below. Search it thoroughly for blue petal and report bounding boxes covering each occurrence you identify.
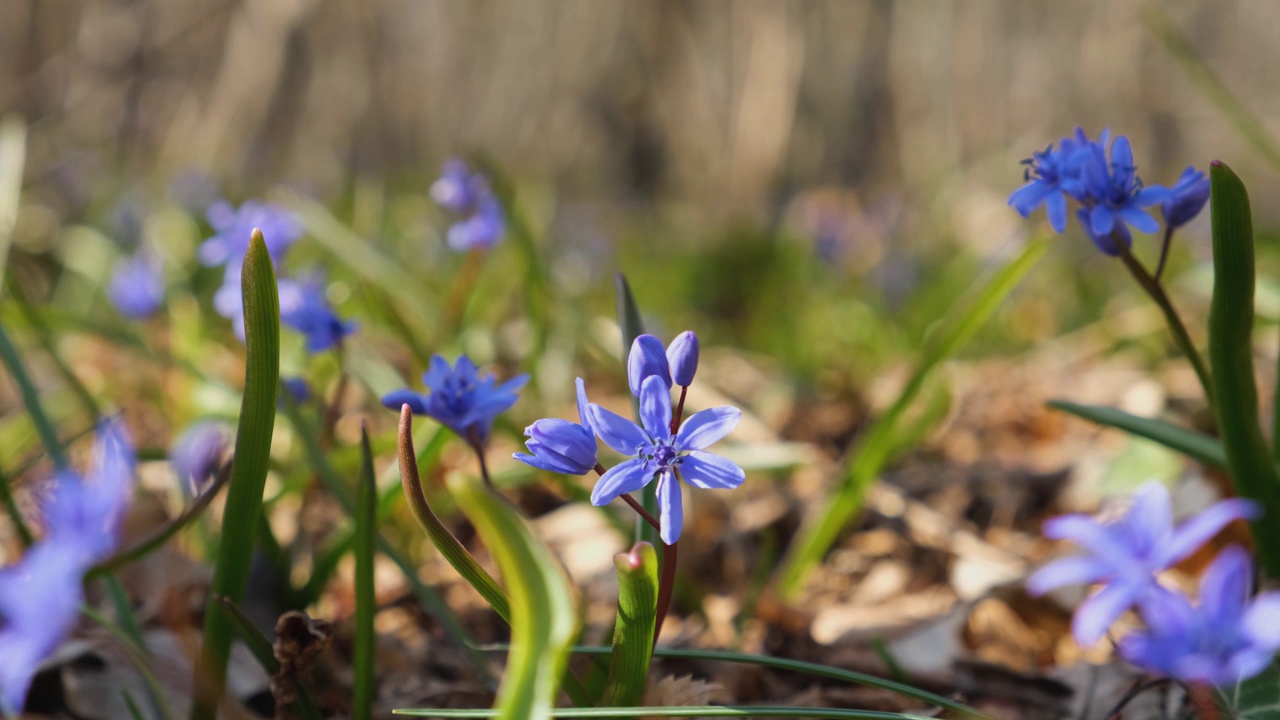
[514,449,581,475]
[656,470,683,545]
[1198,545,1251,627]
[1041,515,1129,562]
[1008,182,1052,215]
[1242,592,1280,649]
[627,334,672,397]
[1161,497,1259,567]
[1073,580,1144,647]
[422,355,453,390]
[382,389,430,415]
[679,451,745,490]
[575,377,592,431]
[666,331,700,387]
[1046,192,1068,233]
[1025,555,1110,596]
[585,403,649,455]
[675,406,740,451]
[1117,206,1159,234]
[1090,205,1116,236]
[639,375,673,441]
[590,459,653,505]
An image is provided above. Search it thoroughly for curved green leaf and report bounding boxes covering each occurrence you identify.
[393,707,937,719]
[1207,161,1280,577]
[1222,663,1280,718]
[603,543,658,707]
[448,476,577,720]
[1046,401,1227,468]
[191,230,281,720]
[398,406,512,622]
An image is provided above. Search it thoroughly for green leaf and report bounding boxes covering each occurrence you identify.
[1207,161,1280,578]
[397,406,512,622]
[473,645,991,719]
[393,707,938,719]
[0,114,26,287]
[1046,401,1227,468]
[353,426,378,720]
[777,236,1050,599]
[192,231,281,720]
[602,543,659,707]
[448,476,578,720]
[0,322,69,470]
[1222,663,1280,718]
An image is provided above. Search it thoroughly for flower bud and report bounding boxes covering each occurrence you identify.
[666,331,699,387]
[627,334,672,397]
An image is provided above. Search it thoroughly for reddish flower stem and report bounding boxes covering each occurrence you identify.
[596,462,677,647]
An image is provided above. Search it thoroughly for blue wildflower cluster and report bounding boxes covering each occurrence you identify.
[431,159,505,252]
[199,200,357,352]
[1028,482,1280,686]
[381,355,528,446]
[516,331,743,545]
[1008,129,1210,255]
[0,421,136,712]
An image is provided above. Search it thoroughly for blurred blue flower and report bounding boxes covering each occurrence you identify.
[514,378,598,475]
[431,160,505,251]
[666,331,700,387]
[108,252,164,319]
[1121,546,1280,686]
[280,377,310,405]
[170,421,227,492]
[43,419,137,563]
[280,274,358,353]
[1075,135,1170,254]
[0,420,136,712]
[381,355,528,444]
[1026,481,1258,647]
[0,540,88,713]
[1161,166,1211,230]
[587,375,743,544]
[200,200,302,266]
[1008,129,1096,233]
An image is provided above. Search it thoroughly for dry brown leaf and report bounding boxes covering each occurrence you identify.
[642,673,728,718]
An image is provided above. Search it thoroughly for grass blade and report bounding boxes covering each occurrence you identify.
[393,707,937,719]
[353,425,377,720]
[777,237,1049,599]
[0,322,69,470]
[0,466,33,546]
[0,115,26,288]
[1207,161,1280,577]
[1046,401,1227,469]
[602,542,658,707]
[398,406,512,622]
[192,231,281,720]
[448,476,578,720]
[1145,9,1280,174]
[475,645,989,719]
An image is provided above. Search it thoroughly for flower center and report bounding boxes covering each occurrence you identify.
[648,440,680,469]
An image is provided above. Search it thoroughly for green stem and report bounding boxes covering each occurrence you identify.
[1154,224,1176,283]
[0,321,69,470]
[1117,243,1214,406]
[0,466,33,546]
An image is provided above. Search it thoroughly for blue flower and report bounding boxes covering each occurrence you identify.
[108,251,164,319]
[1008,130,1095,233]
[1075,135,1170,255]
[381,355,528,444]
[1120,546,1280,686]
[431,160,505,251]
[0,540,88,713]
[200,200,302,266]
[170,421,228,492]
[514,378,599,475]
[280,274,358,353]
[42,419,137,563]
[1026,481,1258,647]
[587,375,743,544]
[0,421,135,712]
[1161,166,1211,230]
